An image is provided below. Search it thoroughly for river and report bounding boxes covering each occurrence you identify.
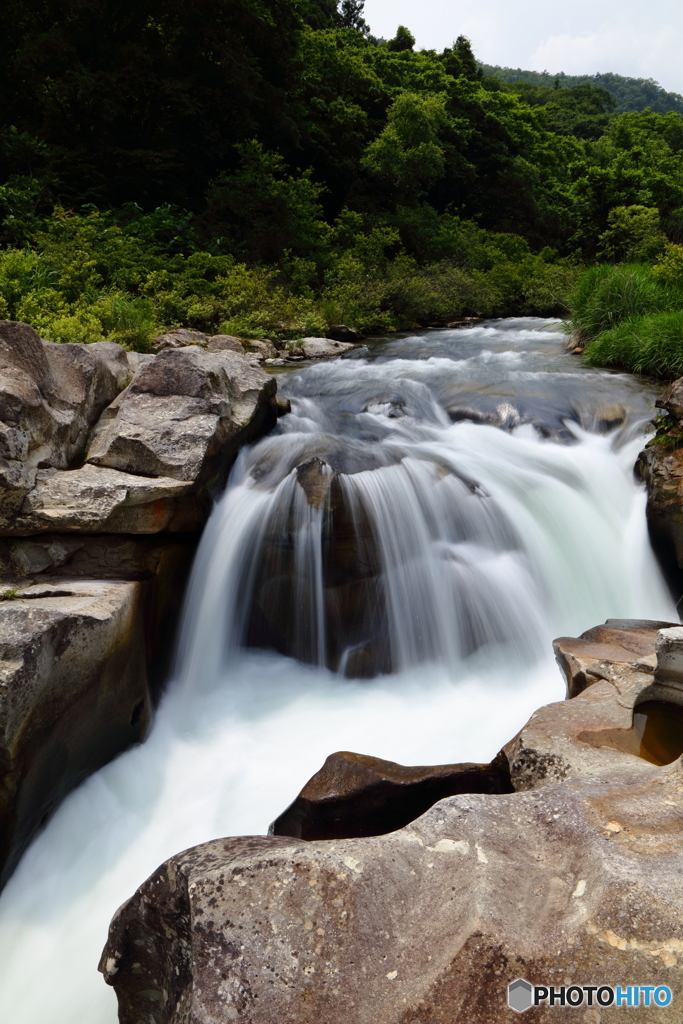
[0,318,675,1022]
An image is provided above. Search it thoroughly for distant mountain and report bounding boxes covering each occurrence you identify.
[478,65,683,115]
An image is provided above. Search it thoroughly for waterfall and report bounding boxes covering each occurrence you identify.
[0,319,675,1023]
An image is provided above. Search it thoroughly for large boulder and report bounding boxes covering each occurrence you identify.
[100,620,683,1023]
[86,346,276,485]
[301,337,356,359]
[101,766,683,1024]
[0,321,130,529]
[0,579,150,888]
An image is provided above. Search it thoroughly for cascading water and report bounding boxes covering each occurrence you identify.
[0,319,676,1022]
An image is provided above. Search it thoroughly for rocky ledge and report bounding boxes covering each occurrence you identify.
[100,619,683,1023]
[0,319,285,885]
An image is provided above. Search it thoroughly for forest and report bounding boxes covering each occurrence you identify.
[2,0,683,372]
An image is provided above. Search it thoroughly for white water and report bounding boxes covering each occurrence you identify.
[0,320,675,1022]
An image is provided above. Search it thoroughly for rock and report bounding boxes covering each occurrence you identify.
[0,321,130,529]
[0,534,197,699]
[242,339,276,360]
[101,761,683,1024]
[0,579,150,888]
[126,352,155,375]
[636,439,683,593]
[10,464,198,534]
[206,335,245,354]
[553,617,676,697]
[150,328,209,352]
[656,378,683,420]
[301,337,356,359]
[270,750,512,841]
[326,325,363,343]
[86,347,277,487]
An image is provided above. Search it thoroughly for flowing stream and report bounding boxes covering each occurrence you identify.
[0,318,676,1022]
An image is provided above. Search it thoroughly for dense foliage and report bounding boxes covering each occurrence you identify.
[1,1,683,350]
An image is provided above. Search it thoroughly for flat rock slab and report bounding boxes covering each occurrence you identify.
[554,617,677,697]
[270,750,512,840]
[0,579,150,887]
[101,763,683,1024]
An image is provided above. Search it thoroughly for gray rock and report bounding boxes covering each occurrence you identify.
[656,377,683,420]
[86,347,277,485]
[10,464,198,534]
[241,339,276,360]
[326,325,363,343]
[150,328,209,352]
[301,337,356,359]
[206,335,245,354]
[0,321,131,529]
[0,579,150,888]
[101,762,683,1024]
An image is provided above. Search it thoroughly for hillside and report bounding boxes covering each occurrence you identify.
[479,65,683,115]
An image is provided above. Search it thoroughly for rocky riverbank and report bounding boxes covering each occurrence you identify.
[100,618,683,1024]
[0,319,285,887]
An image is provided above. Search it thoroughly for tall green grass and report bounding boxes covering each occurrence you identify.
[583,310,683,378]
[569,264,683,343]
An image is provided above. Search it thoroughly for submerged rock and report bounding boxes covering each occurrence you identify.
[0,579,150,888]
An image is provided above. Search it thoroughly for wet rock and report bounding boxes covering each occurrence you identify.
[326,325,363,343]
[10,464,198,534]
[270,750,512,841]
[101,763,683,1024]
[301,337,356,359]
[0,321,130,529]
[86,347,277,488]
[0,579,150,888]
[656,378,683,420]
[506,622,683,791]
[553,617,676,697]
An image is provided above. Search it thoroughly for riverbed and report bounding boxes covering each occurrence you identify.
[0,318,675,1022]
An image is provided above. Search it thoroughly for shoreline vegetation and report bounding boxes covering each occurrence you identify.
[1,2,683,374]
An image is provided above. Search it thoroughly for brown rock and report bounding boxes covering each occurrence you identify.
[270,750,512,840]
[656,377,683,420]
[0,579,150,888]
[326,325,363,343]
[553,617,676,697]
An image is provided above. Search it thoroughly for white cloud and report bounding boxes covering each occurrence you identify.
[362,0,683,94]
[529,28,683,92]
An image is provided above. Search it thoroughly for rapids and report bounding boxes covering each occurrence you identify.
[0,318,676,1022]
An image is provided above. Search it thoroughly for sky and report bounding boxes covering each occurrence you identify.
[363,0,683,95]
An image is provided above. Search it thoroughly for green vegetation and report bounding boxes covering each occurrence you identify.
[1,2,683,348]
[479,66,683,116]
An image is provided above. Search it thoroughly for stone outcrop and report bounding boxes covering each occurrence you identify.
[100,620,683,1023]
[553,617,676,697]
[0,321,129,530]
[637,376,683,594]
[270,750,512,840]
[0,579,150,887]
[0,320,284,889]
